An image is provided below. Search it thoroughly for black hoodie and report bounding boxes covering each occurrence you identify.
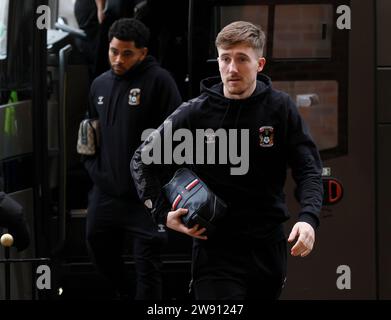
[84,56,182,198]
[131,74,323,239]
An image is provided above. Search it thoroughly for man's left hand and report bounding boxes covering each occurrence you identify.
[288,222,315,257]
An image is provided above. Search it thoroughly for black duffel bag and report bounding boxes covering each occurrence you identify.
[163,168,227,233]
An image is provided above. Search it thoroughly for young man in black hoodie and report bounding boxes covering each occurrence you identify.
[131,21,323,299]
[83,18,182,299]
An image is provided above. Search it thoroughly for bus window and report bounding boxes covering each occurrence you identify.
[273,5,333,59]
[0,0,9,60]
[273,80,339,151]
[212,5,268,58]
[216,5,268,31]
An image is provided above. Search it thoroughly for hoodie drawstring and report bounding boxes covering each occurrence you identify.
[219,103,231,128]
[219,102,243,129]
[234,104,243,128]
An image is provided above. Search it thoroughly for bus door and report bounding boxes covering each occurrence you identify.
[0,0,92,299]
[0,0,48,299]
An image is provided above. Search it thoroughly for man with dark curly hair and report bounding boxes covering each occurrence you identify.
[83,18,182,299]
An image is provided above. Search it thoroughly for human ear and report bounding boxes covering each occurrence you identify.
[141,47,148,60]
[257,57,266,72]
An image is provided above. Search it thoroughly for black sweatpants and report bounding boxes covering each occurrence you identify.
[86,186,166,299]
[191,230,287,300]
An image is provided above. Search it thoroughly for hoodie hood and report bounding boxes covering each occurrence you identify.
[200,73,272,104]
[199,73,273,129]
[110,55,159,80]
[106,55,159,125]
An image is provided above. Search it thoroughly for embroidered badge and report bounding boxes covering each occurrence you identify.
[97,96,104,105]
[128,88,141,106]
[205,132,216,144]
[259,126,274,147]
[157,224,166,233]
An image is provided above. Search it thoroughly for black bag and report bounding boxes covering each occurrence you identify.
[163,168,227,233]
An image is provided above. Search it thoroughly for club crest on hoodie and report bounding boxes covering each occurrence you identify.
[259,126,274,147]
[129,88,141,106]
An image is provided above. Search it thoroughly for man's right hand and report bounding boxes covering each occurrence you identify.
[166,208,207,240]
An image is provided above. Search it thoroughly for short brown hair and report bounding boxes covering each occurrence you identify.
[215,21,266,56]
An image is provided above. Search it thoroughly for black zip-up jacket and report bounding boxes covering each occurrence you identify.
[84,56,182,198]
[131,74,323,238]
